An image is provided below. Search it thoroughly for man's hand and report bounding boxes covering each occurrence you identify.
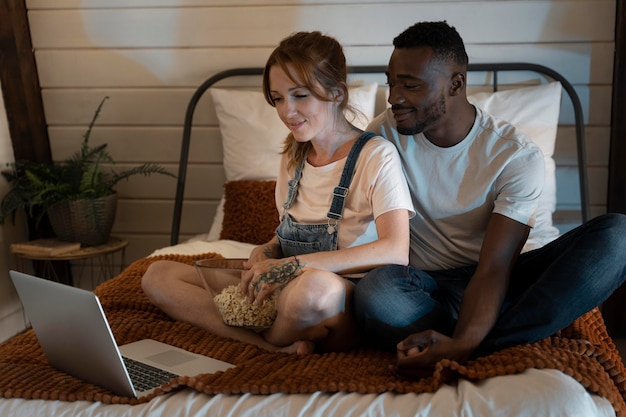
[393,330,473,379]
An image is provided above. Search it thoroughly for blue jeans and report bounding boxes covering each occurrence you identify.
[353,213,626,356]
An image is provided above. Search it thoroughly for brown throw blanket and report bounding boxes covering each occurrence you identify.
[1,253,625,414]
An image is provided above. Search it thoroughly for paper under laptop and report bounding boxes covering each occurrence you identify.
[10,270,235,398]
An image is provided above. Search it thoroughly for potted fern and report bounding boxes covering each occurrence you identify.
[0,97,175,246]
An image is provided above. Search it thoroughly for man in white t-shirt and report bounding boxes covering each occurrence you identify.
[353,20,626,379]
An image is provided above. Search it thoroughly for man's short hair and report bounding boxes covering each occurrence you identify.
[393,21,469,67]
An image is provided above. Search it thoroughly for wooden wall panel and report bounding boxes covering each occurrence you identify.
[25,0,560,7]
[26,2,615,48]
[48,126,223,163]
[0,0,50,342]
[609,0,626,214]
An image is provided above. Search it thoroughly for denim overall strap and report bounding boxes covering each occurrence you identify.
[326,131,376,221]
[282,161,304,213]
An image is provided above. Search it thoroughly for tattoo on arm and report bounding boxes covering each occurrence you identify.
[262,244,283,259]
[258,258,303,287]
[262,246,275,259]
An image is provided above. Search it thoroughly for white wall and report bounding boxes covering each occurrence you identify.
[0,81,29,342]
[21,0,617,262]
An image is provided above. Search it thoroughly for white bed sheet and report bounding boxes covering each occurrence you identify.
[0,239,615,417]
[0,369,614,417]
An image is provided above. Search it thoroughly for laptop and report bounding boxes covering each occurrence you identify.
[10,270,235,398]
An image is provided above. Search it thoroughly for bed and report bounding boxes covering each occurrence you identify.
[1,63,625,417]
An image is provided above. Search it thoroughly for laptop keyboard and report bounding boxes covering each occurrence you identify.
[122,356,179,392]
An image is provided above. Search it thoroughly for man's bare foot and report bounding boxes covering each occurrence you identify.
[278,340,315,355]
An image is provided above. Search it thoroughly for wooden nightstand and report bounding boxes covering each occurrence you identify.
[12,236,128,289]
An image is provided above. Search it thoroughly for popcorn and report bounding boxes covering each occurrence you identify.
[213,285,280,328]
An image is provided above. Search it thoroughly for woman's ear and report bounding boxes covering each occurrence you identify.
[331,87,345,103]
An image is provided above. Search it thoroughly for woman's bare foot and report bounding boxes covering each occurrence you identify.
[278,340,315,355]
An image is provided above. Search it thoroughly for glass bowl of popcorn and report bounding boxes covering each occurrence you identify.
[195,258,246,295]
[195,258,277,329]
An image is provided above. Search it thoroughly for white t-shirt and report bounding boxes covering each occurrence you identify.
[369,107,546,271]
[275,136,415,249]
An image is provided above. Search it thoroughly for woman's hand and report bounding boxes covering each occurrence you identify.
[393,330,473,379]
[240,257,303,304]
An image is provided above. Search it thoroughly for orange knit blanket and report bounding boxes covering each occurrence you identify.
[1,253,625,414]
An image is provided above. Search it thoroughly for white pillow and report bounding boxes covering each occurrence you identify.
[206,196,225,241]
[206,82,378,240]
[468,81,562,249]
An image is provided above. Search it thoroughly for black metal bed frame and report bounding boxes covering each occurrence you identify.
[170,63,589,245]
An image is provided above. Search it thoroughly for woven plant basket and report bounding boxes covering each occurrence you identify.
[46,193,118,246]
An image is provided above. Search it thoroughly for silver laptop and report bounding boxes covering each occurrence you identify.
[10,270,235,398]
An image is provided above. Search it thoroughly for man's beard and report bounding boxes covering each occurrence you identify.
[397,122,426,136]
[394,95,446,136]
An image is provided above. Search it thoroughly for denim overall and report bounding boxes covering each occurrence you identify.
[276,132,376,257]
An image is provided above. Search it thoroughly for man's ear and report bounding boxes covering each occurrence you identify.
[450,73,465,96]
